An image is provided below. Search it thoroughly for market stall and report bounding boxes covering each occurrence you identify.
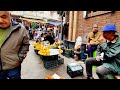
[32,41,64,69]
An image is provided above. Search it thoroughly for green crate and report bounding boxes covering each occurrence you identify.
[58,58,64,65]
[42,55,58,61]
[65,49,73,58]
[43,59,58,69]
[67,63,83,78]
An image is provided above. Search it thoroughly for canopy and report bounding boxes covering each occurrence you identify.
[19,17,47,24]
[47,20,62,26]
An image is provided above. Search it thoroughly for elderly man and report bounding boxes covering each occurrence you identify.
[85,24,120,79]
[86,24,102,57]
[0,11,30,79]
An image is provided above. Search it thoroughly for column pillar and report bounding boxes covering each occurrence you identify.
[68,11,74,41]
[72,11,78,42]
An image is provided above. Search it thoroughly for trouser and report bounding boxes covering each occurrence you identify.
[87,45,97,57]
[0,66,21,79]
[30,35,33,40]
[85,58,118,79]
[80,44,86,53]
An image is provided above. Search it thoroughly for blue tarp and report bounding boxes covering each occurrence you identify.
[47,20,62,26]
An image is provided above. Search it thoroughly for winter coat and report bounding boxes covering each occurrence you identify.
[0,23,30,70]
[97,36,120,74]
[87,32,102,45]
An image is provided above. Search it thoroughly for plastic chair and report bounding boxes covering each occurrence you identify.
[93,50,97,58]
[92,50,97,70]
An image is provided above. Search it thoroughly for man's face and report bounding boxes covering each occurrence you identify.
[0,11,11,29]
[93,24,98,33]
[103,31,114,40]
[44,33,47,37]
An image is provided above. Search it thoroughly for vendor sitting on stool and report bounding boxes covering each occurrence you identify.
[86,24,102,57]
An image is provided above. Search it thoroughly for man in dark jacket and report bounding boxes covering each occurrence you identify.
[44,31,55,45]
[0,11,30,79]
[85,24,120,79]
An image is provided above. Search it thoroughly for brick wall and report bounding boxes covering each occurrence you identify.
[77,11,120,43]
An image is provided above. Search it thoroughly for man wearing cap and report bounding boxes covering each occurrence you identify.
[85,24,120,79]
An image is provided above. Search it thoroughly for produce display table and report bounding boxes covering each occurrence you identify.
[32,41,64,69]
[39,49,62,58]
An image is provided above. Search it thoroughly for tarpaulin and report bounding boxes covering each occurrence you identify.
[47,20,62,26]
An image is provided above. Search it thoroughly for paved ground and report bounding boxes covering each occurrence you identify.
[21,40,98,79]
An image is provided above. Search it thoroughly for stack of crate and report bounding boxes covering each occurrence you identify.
[58,56,64,65]
[43,59,58,69]
[41,55,64,69]
[64,49,74,58]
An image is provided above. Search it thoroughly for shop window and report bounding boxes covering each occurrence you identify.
[84,11,113,18]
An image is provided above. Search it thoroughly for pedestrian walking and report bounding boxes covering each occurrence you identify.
[29,28,34,40]
[0,11,30,79]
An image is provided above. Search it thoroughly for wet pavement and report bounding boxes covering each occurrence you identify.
[21,40,98,79]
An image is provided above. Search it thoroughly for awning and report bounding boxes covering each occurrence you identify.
[47,20,62,26]
[19,17,47,24]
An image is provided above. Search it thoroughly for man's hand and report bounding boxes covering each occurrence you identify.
[87,43,90,46]
[90,38,94,40]
[96,56,101,61]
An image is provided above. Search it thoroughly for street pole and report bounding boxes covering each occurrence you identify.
[61,16,63,40]
[60,11,65,40]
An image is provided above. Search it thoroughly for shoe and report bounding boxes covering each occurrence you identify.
[86,76,94,79]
